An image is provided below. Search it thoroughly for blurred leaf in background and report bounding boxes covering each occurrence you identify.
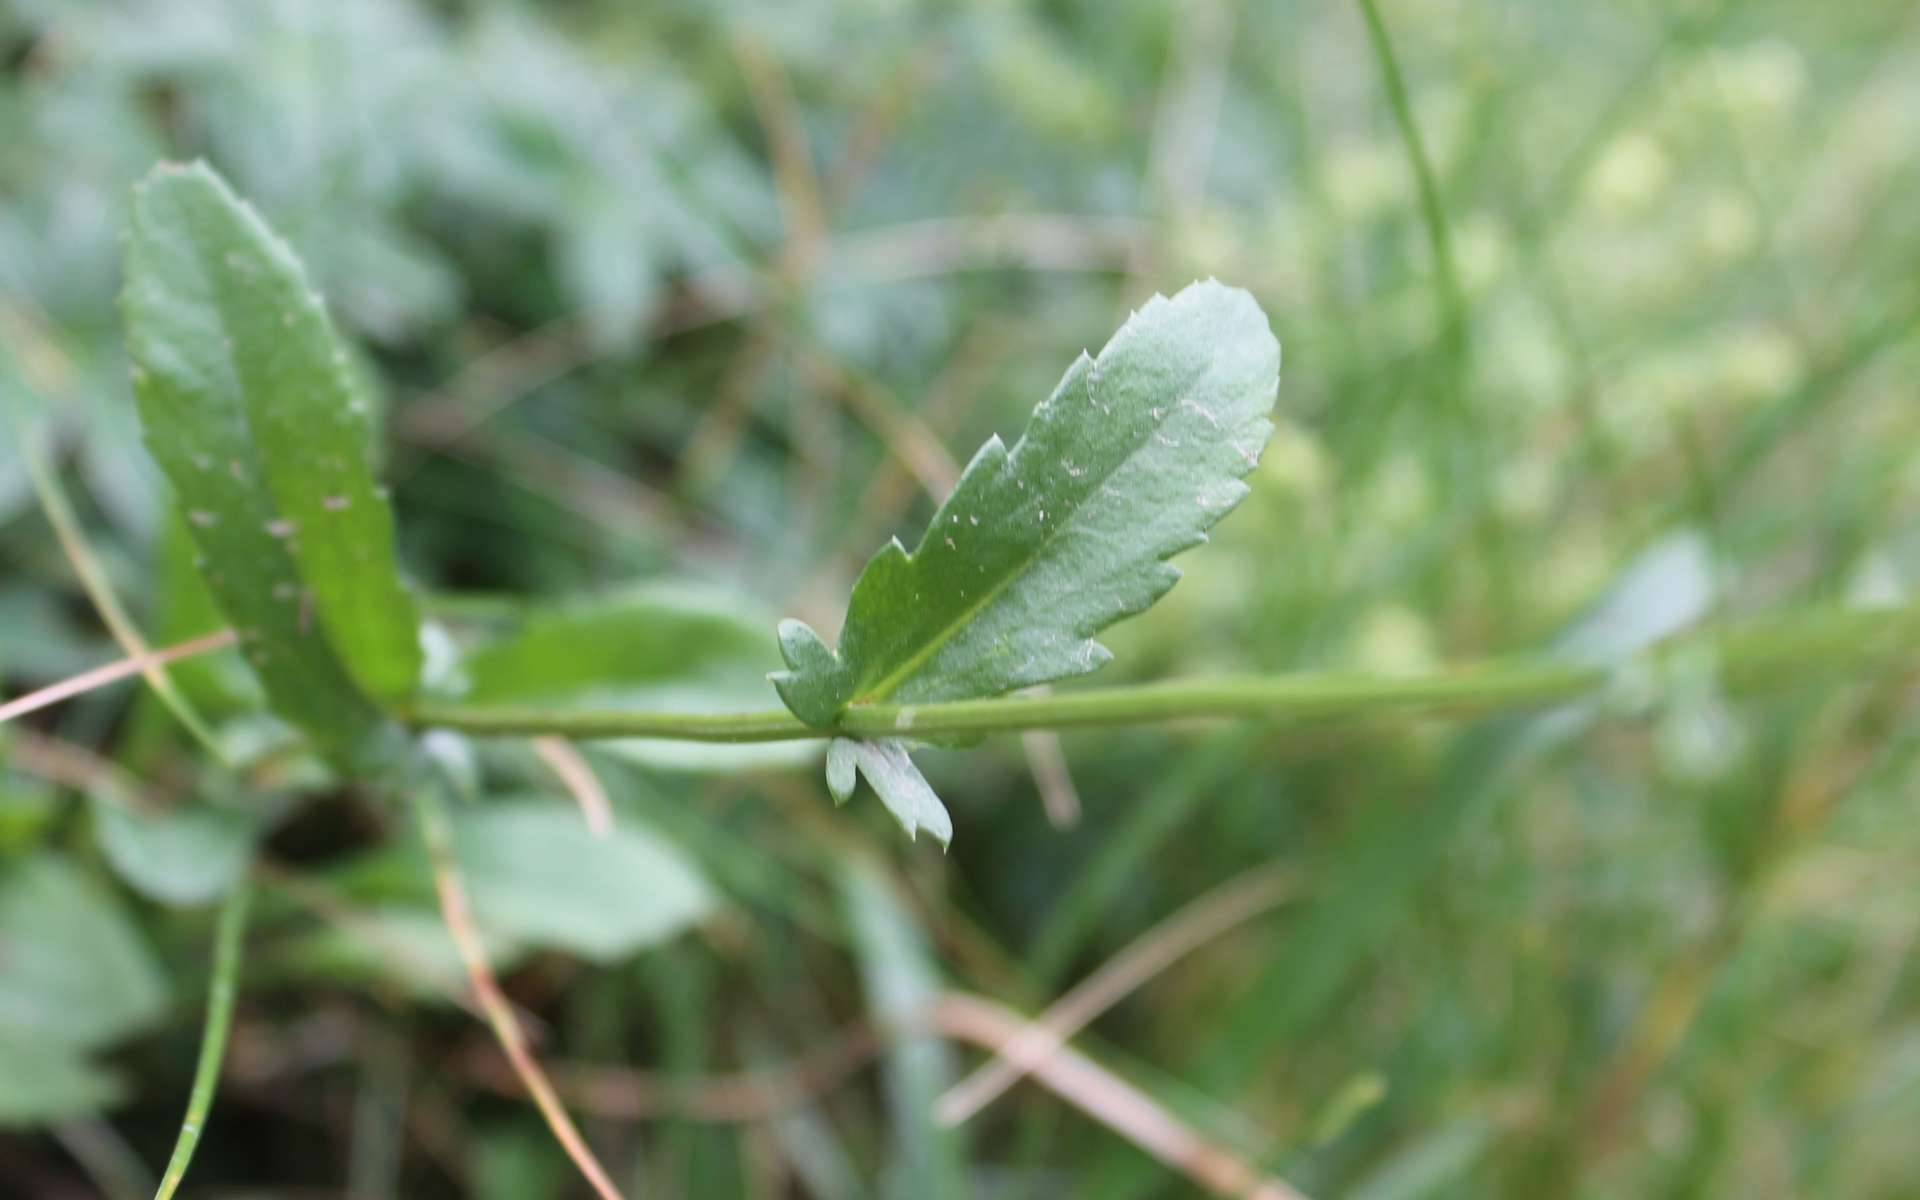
[0,856,166,1125]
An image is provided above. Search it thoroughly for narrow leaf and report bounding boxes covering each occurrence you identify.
[773,279,1279,726]
[839,858,966,1193]
[457,583,813,772]
[123,161,420,765]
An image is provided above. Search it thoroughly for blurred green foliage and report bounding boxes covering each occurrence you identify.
[4,0,1920,1196]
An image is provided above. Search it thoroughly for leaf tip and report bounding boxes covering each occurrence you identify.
[776,617,834,672]
[772,618,846,726]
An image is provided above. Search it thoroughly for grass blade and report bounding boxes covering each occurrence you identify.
[153,879,251,1200]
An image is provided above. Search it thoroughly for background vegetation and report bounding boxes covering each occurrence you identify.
[4,0,1920,1196]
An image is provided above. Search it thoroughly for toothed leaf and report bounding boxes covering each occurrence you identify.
[832,739,953,848]
[772,280,1279,726]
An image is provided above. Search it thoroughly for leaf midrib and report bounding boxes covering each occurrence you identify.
[163,176,371,707]
[851,345,1223,708]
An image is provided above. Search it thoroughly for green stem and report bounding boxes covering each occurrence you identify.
[399,604,1920,744]
[154,881,252,1200]
[1356,0,1467,364]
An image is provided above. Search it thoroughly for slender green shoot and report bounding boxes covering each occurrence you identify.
[1355,0,1467,367]
[153,881,252,1200]
[401,602,1920,744]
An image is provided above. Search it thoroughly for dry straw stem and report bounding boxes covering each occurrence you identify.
[466,993,1308,1200]
[5,729,156,812]
[18,436,229,757]
[936,863,1300,1125]
[532,736,615,838]
[935,994,1309,1200]
[453,862,1306,1197]
[1022,725,1084,829]
[412,785,627,1200]
[0,629,237,726]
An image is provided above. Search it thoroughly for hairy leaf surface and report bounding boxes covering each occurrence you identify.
[773,280,1279,725]
[123,162,420,766]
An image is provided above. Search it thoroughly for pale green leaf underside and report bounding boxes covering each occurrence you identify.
[123,161,420,766]
[773,279,1280,726]
[828,738,953,847]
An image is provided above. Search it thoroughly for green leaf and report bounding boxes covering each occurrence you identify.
[0,855,167,1052]
[152,509,263,718]
[0,1034,125,1128]
[90,793,258,907]
[0,353,34,525]
[0,859,140,1126]
[772,280,1280,726]
[452,800,716,963]
[839,857,966,1194]
[827,739,952,847]
[457,583,814,772]
[122,160,421,767]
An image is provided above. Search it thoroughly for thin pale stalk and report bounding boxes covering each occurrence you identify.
[461,1026,885,1123]
[533,736,614,837]
[53,1120,152,1200]
[6,729,154,811]
[0,629,237,726]
[936,864,1299,1125]
[19,437,228,759]
[933,994,1309,1200]
[796,345,960,497]
[412,784,628,1200]
[459,993,1311,1199]
[1021,728,1083,829]
[153,880,251,1200]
